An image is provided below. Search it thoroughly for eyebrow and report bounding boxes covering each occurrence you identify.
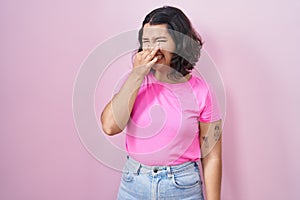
[142,36,167,40]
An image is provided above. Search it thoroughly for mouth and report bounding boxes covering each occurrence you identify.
[155,51,164,60]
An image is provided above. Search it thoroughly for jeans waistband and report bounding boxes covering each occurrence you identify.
[125,156,199,176]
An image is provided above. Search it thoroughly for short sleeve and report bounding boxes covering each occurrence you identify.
[199,84,222,123]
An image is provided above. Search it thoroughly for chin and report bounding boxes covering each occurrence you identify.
[152,63,170,72]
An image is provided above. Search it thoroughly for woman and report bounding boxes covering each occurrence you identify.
[101,6,222,200]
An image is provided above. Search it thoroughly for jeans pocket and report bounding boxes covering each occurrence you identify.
[121,165,134,183]
[172,168,200,189]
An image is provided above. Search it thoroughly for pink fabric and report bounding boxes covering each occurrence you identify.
[124,72,221,166]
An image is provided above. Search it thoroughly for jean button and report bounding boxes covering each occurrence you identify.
[153,168,158,173]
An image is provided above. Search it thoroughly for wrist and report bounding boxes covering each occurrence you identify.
[129,69,146,82]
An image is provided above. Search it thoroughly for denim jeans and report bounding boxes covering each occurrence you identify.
[117,156,204,200]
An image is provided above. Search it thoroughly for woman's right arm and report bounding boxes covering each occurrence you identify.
[100,47,159,136]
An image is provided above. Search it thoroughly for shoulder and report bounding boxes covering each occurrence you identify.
[190,74,210,94]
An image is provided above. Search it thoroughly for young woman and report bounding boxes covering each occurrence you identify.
[101,6,222,200]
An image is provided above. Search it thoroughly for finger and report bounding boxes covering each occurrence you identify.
[145,46,159,62]
[141,50,151,61]
[146,56,158,68]
[136,51,145,59]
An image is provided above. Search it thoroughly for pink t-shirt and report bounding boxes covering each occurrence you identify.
[124,72,221,166]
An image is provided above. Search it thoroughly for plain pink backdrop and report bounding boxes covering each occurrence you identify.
[1,0,299,199]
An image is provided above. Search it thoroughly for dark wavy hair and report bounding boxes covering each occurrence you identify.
[138,6,204,77]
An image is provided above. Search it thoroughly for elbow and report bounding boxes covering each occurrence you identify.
[102,125,122,136]
[202,154,222,166]
[100,115,122,136]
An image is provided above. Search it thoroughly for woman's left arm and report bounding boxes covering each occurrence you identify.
[199,119,222,200]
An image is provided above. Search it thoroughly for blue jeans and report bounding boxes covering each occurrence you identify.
[117,156,204,200]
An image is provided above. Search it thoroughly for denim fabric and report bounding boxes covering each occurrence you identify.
[117,156,204,200]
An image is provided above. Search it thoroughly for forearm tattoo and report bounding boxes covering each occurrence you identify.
[214,125,221,141]
[201,123,222,157]
[202,136,209,148]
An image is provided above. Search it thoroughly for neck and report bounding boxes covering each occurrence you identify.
[153,70,191,84]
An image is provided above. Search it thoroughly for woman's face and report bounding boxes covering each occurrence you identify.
[142,23,176,67]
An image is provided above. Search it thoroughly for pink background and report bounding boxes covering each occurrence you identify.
[1,0,299,199]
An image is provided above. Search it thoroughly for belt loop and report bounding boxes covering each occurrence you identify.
[136,164,141,175]
[194,161,198,167]
[195,160,202,169]
[167,166,172,178]
[128,156,141,175]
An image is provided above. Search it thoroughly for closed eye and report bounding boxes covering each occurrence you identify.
[156,40,167,42]
[155,36,167,43]
[142,38,149,42]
